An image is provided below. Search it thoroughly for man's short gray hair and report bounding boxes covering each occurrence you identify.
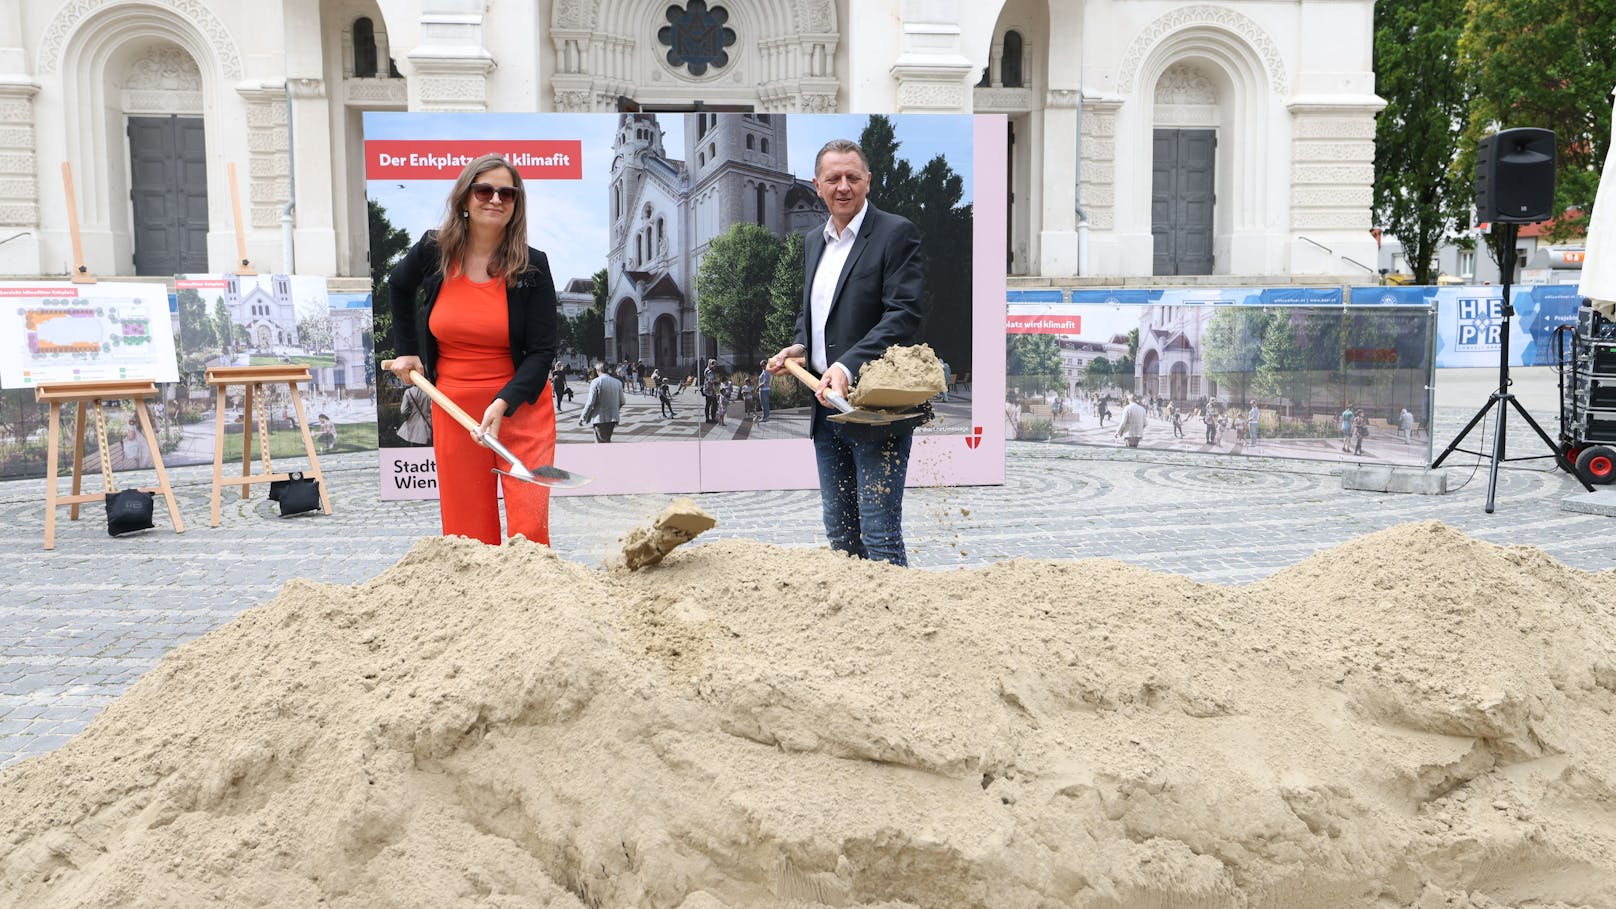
[814,139,870,176]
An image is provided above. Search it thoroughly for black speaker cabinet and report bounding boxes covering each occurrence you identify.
[1475,128,1556,223]
[1588,340,1616,376]
[1578,303,1616,341]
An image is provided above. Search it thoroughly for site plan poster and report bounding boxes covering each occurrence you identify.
[0,282,178,388]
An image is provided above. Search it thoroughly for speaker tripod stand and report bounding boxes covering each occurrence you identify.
[1431,222,1594,511]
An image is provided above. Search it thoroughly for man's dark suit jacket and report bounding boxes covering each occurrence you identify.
[794,202,925,387]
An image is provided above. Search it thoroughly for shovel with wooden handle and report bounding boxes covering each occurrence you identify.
[383,360,591,489]
[780,357,924,426]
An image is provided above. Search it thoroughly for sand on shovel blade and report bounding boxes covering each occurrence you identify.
[847,343,946,410]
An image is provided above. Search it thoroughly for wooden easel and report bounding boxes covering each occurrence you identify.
[36,381,185,550]
[228,162,257,276]
[206,365,331,526]
[62,163,95,284]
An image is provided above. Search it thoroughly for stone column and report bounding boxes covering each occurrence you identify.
[1075,93,1124,276]
[890,0,973,112]
[280,0,337,274]
[407,0,495,111]
[1287,99,1383,275]
[0,2,39,274]
[236,84,294,271]
[1033,88,1080,276]
[549,0,595,112]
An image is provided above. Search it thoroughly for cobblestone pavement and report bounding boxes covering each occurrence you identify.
[2,369,1609,768]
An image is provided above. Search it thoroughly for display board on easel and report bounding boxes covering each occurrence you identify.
[0,166,179,389]
[22,164,186,548]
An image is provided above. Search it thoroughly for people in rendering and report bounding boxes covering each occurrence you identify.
[550,363,573,410]
[716,378,734,426]
[385,153,558,545]
[658,381,675,419]
[397,384,433,445]
[766,138,926,566]
[316,413,338,453]
[1340,405,1355,452]
[757,361,772,422]
[579,361,624,442]
[702,359,720,423]
[1399,407,1414,444]
[1116,395,1147,448]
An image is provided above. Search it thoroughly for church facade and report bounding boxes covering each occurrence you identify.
[606,111,823,373]
[1,0,1380,282]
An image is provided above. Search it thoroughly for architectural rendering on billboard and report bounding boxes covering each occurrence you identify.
[366,112,1006,497]
[1005,301,1435,467]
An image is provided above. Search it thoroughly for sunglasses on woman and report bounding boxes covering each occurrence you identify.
[469,182,520,204]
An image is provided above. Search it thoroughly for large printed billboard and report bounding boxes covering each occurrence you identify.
[366,112,1006,498]
[1005,300,1436,467]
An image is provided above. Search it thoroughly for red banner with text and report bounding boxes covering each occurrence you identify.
[365,141,583,180]
[1006,313,1082,334]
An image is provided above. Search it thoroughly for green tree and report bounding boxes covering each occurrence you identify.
[1111,328,1140,391]
[1082,356,1114,393]
[368,199,412,364]
[568,267,609,364]
[1459,0,1616,245]
[1251,312,1309,410]
[213,298,235,356]
[1373,0,1470,284]
[908,155,974,376]
[858,115,916,214]
[697,223,785,368]
[1202,308,1272,403]
[571,309,605,363]
[763,230,805,357]
[1006,334,1062,398]
[297,315,334,354]
[857,117,975,374]
[555,307,578,357]
[175,288,215,363]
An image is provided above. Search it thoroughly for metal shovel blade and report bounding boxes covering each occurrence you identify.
[823,390,924,426]
[780,357,926,426]
[483,434,593,489]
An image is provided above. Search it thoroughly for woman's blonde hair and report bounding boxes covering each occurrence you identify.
[435,153,530,287]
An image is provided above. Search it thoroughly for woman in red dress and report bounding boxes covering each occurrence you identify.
[385,154,559,544]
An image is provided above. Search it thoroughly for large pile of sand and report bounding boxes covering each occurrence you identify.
[3,521,1615,908]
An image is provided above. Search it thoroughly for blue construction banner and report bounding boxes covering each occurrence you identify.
[1350,284,1583,367]
[1067,287,1344,307]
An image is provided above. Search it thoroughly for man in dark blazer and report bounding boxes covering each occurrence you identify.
[766,138,926,566]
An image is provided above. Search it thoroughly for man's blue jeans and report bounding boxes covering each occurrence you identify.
[759,388,771,420]
[812,404,913,566]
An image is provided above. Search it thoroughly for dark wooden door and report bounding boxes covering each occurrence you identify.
[129,115,208,275]
[1151,128,1216,276]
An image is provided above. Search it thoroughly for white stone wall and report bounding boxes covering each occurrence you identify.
[8,0,1378,281]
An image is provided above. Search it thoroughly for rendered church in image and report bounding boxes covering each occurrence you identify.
[605,111,824,372]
